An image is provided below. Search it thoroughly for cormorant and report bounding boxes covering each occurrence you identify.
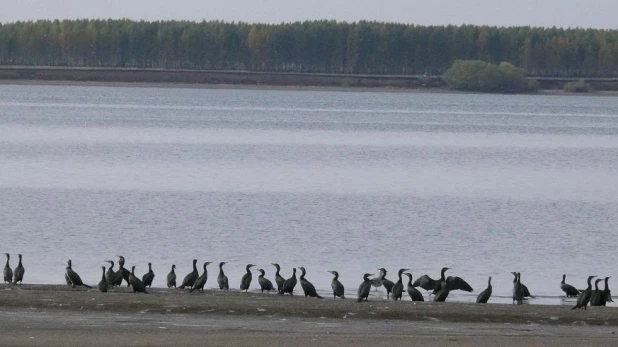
[433,277,451,302]
[476,276,492,303]
[104,260,121,287]
[190,261,212,293]
[217,262,229,290]
[65,259,91,288]
[328,270,345,299]
[179,259,199,289]
[560,274,579,297]
[511,272,533,298]
[590,279,603,306]
[602,276,612,305]
[3,253,12,284]
[357,273,373,302]
[271,263,285,292]
[279,267,297,295]
[404,273,424,301]
[433,267,473,294]
[116,256,131,287]
[129,266,148,293]
[298,267,322,299]
[98,266,108,293]
[240,264,255,292]
[572,275,596,310]
[513,272,525,304]
[257,269,274,293]
[167,264,176,288]
[13,254,24,284]
[377,268,394,298]
[142,262,155,288]
[391,268,409,301]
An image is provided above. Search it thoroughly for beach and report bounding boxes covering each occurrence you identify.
[1,284,616,346]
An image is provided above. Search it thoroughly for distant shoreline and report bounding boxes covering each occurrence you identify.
[1,66,618,95]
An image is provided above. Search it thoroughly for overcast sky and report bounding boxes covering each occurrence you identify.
[1,0,615,29]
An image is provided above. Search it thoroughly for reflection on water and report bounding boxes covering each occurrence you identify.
[0,85,617,306]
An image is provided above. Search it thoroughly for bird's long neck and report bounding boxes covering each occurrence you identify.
[604,278,610,290]
[333,273,339,280]
[17,255,22,266]
[561,275,565,284]
[299,269,305,280]
[5,254,9,266]
[406,275,412,286]
[441,268,447,280]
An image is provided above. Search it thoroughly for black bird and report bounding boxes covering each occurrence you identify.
[104,260,121,287]
[602,276,612,305]
[511,272,533,298]
[240,264,255,292]
[167,264,177,288]
[476,276,492,303]
[65,259,91,288]
[433,277,451,302]
[377,268,394,298]
[328,270,345,299]
[13,254,24,284]
[357,273,374,302]
[98,266,108,293]
[142,262,155,288]
[3,253,12,284]
[391,268,409,301]
[116,255,131,287]
[590,278,604,306]
[298,267,323,299]
[271,263,285,292]
[257,269,274,293]
[129,266,148,293]
[190,261,212,293]
[513,272,525,304]
[404,273,424,301]
[179,259,199,289]
[279,267,297,295]
[560,274,579,297]
[572,275,596,310]
[217,262,229,290]
[433,267,474,294]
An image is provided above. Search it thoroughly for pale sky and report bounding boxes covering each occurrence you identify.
[1,0,615,29]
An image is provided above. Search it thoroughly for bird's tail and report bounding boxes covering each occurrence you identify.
[571,304,579,310]
[189,287,195,293]
[317,295,323,299]
[179,285,185,289]
[341,294,346,299]
[84,284,92,289]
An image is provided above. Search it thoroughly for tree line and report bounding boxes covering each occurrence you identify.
[0,19,617,77]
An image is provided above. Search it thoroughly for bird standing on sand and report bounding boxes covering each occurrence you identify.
[105,260,121,287]
[217,262,229,290]
[3,253,12,284]
[190,261,212,293]
[271,263,285,292]
[572,275,596,310]
[142,262,155,288]
[179,259,199,289]
[98,266,108,293]
[476,276,492,303]
[167,264,176,288]
[560,274,579,298]
[433,277,451,302]
[433,267,474,294]
[590,278,604,306]
[357,273,374,302]
[65,259,91,288]
[280,267,297,295]
[240,264,255,292]
[404,273,424,301]
[377,268,394,298]
[129,266,148,293]
[511,272,533,299]
[12,254,24,284]
[391,268,409,301]
[328,270,345,299]
[116,256,131,287]
[298,267,322,299]
[257,269,274,293]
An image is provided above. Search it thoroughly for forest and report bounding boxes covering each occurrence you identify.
[0,19,617,77]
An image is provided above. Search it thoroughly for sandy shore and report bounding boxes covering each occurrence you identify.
[1,284,617,346]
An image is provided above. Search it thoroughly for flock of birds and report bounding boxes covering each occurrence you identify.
[2,253,614,310]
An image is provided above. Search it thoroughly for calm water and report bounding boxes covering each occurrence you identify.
[1,84,617,305]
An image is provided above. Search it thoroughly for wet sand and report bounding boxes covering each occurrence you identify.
[1,284,617,346]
